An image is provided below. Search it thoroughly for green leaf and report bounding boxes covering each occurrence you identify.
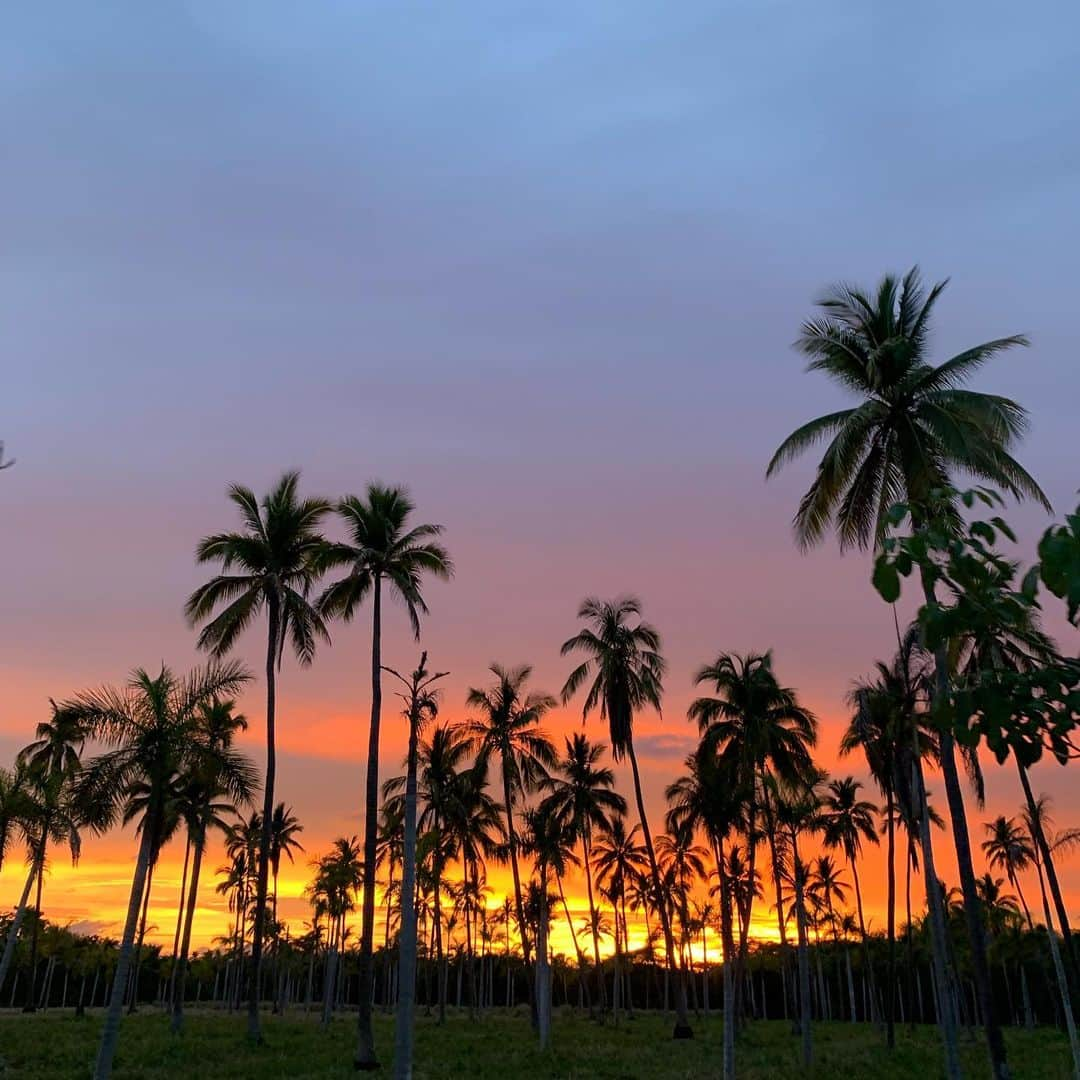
[873,560,901,603]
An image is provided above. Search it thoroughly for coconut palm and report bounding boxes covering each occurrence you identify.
[316,482,452,1068]
[769,268,1049,1080]
[689,650,816,1024]
[170,701,257,1032]
[185,471,331,1042]
[380,653,447,1080]
[982,817,1036,930]
[820,776,878,1021]
[560,596,692,1037]
[66,660,251,1079]
[541,733,626,1012]
[1,703,97,1010]
[521,804,577,1050]
[463,664,557,995]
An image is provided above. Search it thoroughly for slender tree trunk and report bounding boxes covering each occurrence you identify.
[0,856,39,995]
[171,829,206,1033]
[627,739,691,1037]
[582,836,607,1013]
[356,577,384,1068]
[849,850,878,1026]
[1017,760,1076,971]
[1035,856,1080,1078]
[939,730,1010,1077]
[23,827,50,1013]
[719,835,735,1080]
[912,732,962,1079]
[247,595,281,1043]
[791,842,812,1068]
[393,692,422,1080]
[536,872,551,1051]
[555,872,589,1012]
[128,857,157,1013]
[94,821,154,1079]
[886,788,896,1046]
[171,833,192,997]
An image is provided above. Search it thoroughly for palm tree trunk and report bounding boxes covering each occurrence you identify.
[171,828,206,1033]
[356,575,384,1070]
[1017,760,1076,970]
[554,872,589,1011]
[247,594,281,1043]
[23,824,50,1014]
[393,699,422,1080]
[849,850,878,1026]
[791,842,812,1067]
[939,729,1010,1078]
[719,836,735,1080]
[911,732,961,1079]
[433,840,446,1025]
[582,836,607,1012]
[171,833,192,998]
[536,871,551,1051]
[1010,871,1034,931]
[1035,855,1080,1078]
[128,857,157,1012]
[886,788,897,1046]
[761,786,794,1022]
[94,821,154,1079]
[626,738,691,1037]
[0,855,39,996]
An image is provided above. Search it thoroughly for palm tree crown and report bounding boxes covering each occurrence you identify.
[767,267,1049,550]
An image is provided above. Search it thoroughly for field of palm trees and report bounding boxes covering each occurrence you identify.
[2,269,1079,1079]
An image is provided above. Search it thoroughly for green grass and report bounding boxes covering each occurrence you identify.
[0,1008,1071,1078]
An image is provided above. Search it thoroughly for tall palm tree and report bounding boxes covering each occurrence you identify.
[541,733,626,1012]
[982,817,1036,930]
[316,482,451,1071]
[560,596,692,1037]
[383,653,447,1080]
[170,701,256,1032]
[769,268,1049,1080]
[666,747,744,1079]
[68,660,251,1080]
[820,776,879,1021]
[521,805,576,1050]
[689,650,816,1025]
[2,703,95,1011]
[463,664,557,994]
[185,471,331,1042]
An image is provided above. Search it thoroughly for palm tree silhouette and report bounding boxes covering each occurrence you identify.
[0,704,96,1006]
[769,268,1049,1080]
[170,699,256,1032]
[560,596,693,1038]
[541,733,626,1013]
[983,817,1036,930]
[186,471,331,1042]
[69,660,251,1079]
[317,482,451,1070]
[463,663,556,1007]
[689,650,815,1028]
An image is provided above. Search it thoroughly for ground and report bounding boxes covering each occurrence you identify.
[0,1009,1071,1078]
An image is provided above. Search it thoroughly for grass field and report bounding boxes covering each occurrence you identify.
[0,1009,1071,1079]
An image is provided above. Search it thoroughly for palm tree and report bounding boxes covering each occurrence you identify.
[541,733,626,1012]
[463,664,557,996]
[982,817,1036,930]
[170,701,256,1032]
[267,803,304,1011]
[316,482,452,1069]
[185,471,331,1042]
[381,653,447,1080]
[560,596,692,1037]
[689,650,816,1026]
[769,268,1049,1080]
[67,660,251,1079]
[522,805,576,1050]
[1,703,96,1010]
[809,854,853,1019]
[820,776,878,1020]
[593,814,649,1020]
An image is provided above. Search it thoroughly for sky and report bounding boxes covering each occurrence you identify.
[3,2,1079,957]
